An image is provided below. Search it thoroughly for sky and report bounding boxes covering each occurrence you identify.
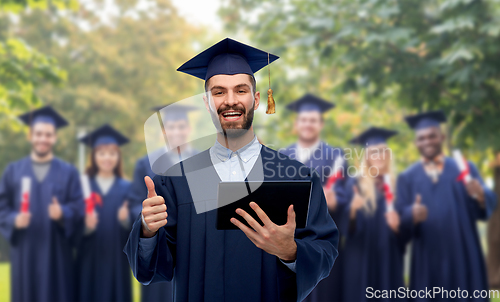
[78,0,223,30]
[171,0,222,30]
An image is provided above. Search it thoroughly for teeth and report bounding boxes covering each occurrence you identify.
[223,112,242,116]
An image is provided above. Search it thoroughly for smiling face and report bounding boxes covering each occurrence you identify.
[204,73,260,138]
[94,144,120,174]
[415,126,445,160]
[295,110,324,143]
[164,119,191,149]
[365,144,392,175]
[30,122,57,157]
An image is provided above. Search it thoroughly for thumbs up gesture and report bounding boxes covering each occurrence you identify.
[412,194,427,225]
[141,176,168,238]
[350,186,365,219]
[15,212,31,229]
[118,200,130,223]
[49,197,63,221]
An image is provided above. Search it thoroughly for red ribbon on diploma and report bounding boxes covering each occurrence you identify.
[325,169,343,190]
[21,192,29,213]
[383,183,394,206]
[85,192,102,214]
[325,157,345,190]
[456,157,470,184]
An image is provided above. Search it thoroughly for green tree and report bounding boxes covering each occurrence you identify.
[4,0,206,176]
[221,0,500,288]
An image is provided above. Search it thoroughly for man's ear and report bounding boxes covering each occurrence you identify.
[202,94,211,112]
[27,128,32,141]
[318,118,325,130]
[254,91,260,110]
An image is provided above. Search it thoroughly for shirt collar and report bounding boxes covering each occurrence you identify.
[211,135,261,163]
[421,153,445,165]
[297,139,321,152]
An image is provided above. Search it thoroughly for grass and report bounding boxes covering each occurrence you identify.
[0,262,141,302]
[1,262,499,302]
[0,263,9,302]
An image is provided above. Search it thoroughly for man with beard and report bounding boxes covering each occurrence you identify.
[124,38,339,302]
[0,106,84,302]
[281,94,346,302]
[128,104,198,302]
[396,110,497,301]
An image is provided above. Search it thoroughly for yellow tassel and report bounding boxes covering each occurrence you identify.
[266,88,275,114]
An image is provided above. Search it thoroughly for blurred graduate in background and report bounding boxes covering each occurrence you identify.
[396,111,497,301]
[0,106,84,302]
[338,127,406,302]
[281,94,346,302]
[128,104,198,302]
[75,124,133,302]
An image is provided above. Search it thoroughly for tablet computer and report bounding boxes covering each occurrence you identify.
[216,180,312,230]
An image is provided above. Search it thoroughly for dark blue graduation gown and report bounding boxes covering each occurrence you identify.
[75,177,132,302]
[339,177,406,302]
[124,146,339,302]
[129,151,198,302]
[281,141,346,302]
[396,157,497,301]
[0,156,84,302]
[280,141,344,187]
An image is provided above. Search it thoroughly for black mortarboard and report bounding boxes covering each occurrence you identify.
[79,124,129,148]
[285,94,335,114]
[177,38,279,81]
[18,105,68,129]
[350,127,398,146]
[177,38,279,114]
[404,110,447,131]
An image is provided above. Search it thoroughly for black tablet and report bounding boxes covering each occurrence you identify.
[216,180,312,230]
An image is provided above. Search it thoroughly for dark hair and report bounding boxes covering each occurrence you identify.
[85,145,124,178]
[205,74,257,96]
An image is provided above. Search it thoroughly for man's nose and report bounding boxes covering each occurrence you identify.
[224,91,238,107]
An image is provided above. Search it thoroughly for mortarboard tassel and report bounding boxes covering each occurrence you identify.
[266,53,276,114]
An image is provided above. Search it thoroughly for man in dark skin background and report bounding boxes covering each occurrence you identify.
[396,110,497,301]
[124,38,339,302]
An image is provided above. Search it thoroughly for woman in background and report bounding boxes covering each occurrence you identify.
[339,127,406,302]
[76,124,133,302]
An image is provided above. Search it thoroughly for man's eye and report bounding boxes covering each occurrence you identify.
[214,91,223,95]
[238,90,247,93]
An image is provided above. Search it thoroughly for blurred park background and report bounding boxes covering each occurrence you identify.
[0,0,499,301]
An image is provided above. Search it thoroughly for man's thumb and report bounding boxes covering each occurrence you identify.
[52,197,59,204]
[353,186,359,195]
[145,176,157,198]
[415,194,422,204]
[287,204,296,226]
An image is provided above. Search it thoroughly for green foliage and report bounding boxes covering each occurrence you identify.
[0,0,207,176]
[0,0,78,12]
[0,38,66,109]
[220,0,500,173]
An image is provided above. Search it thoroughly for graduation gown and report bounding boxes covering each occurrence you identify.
[75,177,132,302]
[281,141,346,302]
[339,177,406,302]
[280,141,343,187]
[0,156,84,302]
[124,146,339,302]
[128,150,196,302]
[396,157,497,301]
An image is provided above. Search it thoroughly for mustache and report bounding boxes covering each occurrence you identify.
[217,105,246,115]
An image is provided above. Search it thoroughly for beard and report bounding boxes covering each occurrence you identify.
[33,146,52,158]
[216,103,254,138]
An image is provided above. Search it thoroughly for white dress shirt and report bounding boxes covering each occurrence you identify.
[139,136,296,272]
